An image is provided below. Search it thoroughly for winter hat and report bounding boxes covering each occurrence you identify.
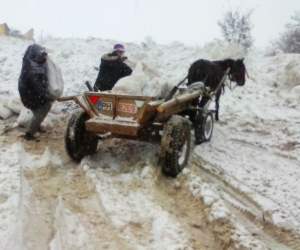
[113,44,125,52]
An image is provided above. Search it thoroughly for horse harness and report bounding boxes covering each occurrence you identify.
[202,61,233,93]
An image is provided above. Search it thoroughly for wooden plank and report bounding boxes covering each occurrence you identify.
[136,97,153,117]
[74,96,95,118]
[155,102,190,121]
[157,91,202,113]
[85,94,99,116]
[115,94,154,100]
[86,119,142,136]
[135,96,153,120]
[136,99,163,124]
[56,95,78,102]
[137,110,156,125]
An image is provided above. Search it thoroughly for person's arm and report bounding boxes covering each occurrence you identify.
[119,63,133,77]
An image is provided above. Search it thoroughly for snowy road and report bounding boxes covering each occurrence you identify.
[1,109,300,249]
[0,120,220,250]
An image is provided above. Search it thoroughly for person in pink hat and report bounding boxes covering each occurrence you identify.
[93,44,132,91]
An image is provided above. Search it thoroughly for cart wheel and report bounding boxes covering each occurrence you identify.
[194,111,213,145]
[64,109,98,161]
[161,116,191,177]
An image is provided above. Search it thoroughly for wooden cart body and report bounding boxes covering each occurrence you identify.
[58,86,206,143]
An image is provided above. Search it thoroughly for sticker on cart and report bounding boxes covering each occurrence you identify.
[118,102,137,113]
[97,101,113,110]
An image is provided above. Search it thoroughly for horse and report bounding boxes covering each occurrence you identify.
[187,58,247,121]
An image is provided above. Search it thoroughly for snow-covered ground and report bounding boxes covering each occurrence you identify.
[0,35,300,249]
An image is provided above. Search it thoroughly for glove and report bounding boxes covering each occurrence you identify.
[121,57,128,62]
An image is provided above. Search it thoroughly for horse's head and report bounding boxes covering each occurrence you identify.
[229,58,247,86]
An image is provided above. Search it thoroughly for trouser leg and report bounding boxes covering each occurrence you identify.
[26,102,52,134]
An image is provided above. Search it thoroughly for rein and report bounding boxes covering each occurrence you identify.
[227,80,238,90]
[226,66,249,91]
[224,71,238,91]
[245,68,249,78]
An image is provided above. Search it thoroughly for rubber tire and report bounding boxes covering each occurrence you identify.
[161,116,191,177]
[194,111,213,145]
[64,109,98,161]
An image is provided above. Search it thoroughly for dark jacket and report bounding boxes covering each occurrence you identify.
[94,52,132,91]
[18,44,53,110]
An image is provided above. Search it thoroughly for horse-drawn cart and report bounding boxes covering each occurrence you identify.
[58,70,229,177]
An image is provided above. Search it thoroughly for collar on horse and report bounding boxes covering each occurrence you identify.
[209,67,237,91]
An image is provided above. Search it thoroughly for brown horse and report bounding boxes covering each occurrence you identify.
[187,58,247,120]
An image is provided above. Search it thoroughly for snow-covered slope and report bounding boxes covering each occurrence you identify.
[0,35,300,250]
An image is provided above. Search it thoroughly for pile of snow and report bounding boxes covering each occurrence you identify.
[247,51,300,109]
[193,40,245,61]
[111,62,170,99]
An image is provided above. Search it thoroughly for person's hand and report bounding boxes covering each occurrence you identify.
[121,57,128,62]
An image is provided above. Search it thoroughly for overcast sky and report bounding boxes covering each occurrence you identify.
[1,0,300,48]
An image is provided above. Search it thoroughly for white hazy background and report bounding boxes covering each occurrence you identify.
[1,0,300,48]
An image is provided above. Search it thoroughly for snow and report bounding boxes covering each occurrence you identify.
[0,144,23,250]
[0,35,300,249]
[84,166,191,249]
[111,61,169,99]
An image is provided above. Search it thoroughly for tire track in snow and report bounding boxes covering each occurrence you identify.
[82,163,194,250]
[20,152,132,250]
[1,121,133,250]
[189,122,300,250]
[152,173,222,249]
[189,156,297,250]
[82,138,221,250]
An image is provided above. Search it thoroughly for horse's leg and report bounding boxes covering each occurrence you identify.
[215,90,221,121]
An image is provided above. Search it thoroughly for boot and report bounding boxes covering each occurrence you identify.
[24,132,35,141]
